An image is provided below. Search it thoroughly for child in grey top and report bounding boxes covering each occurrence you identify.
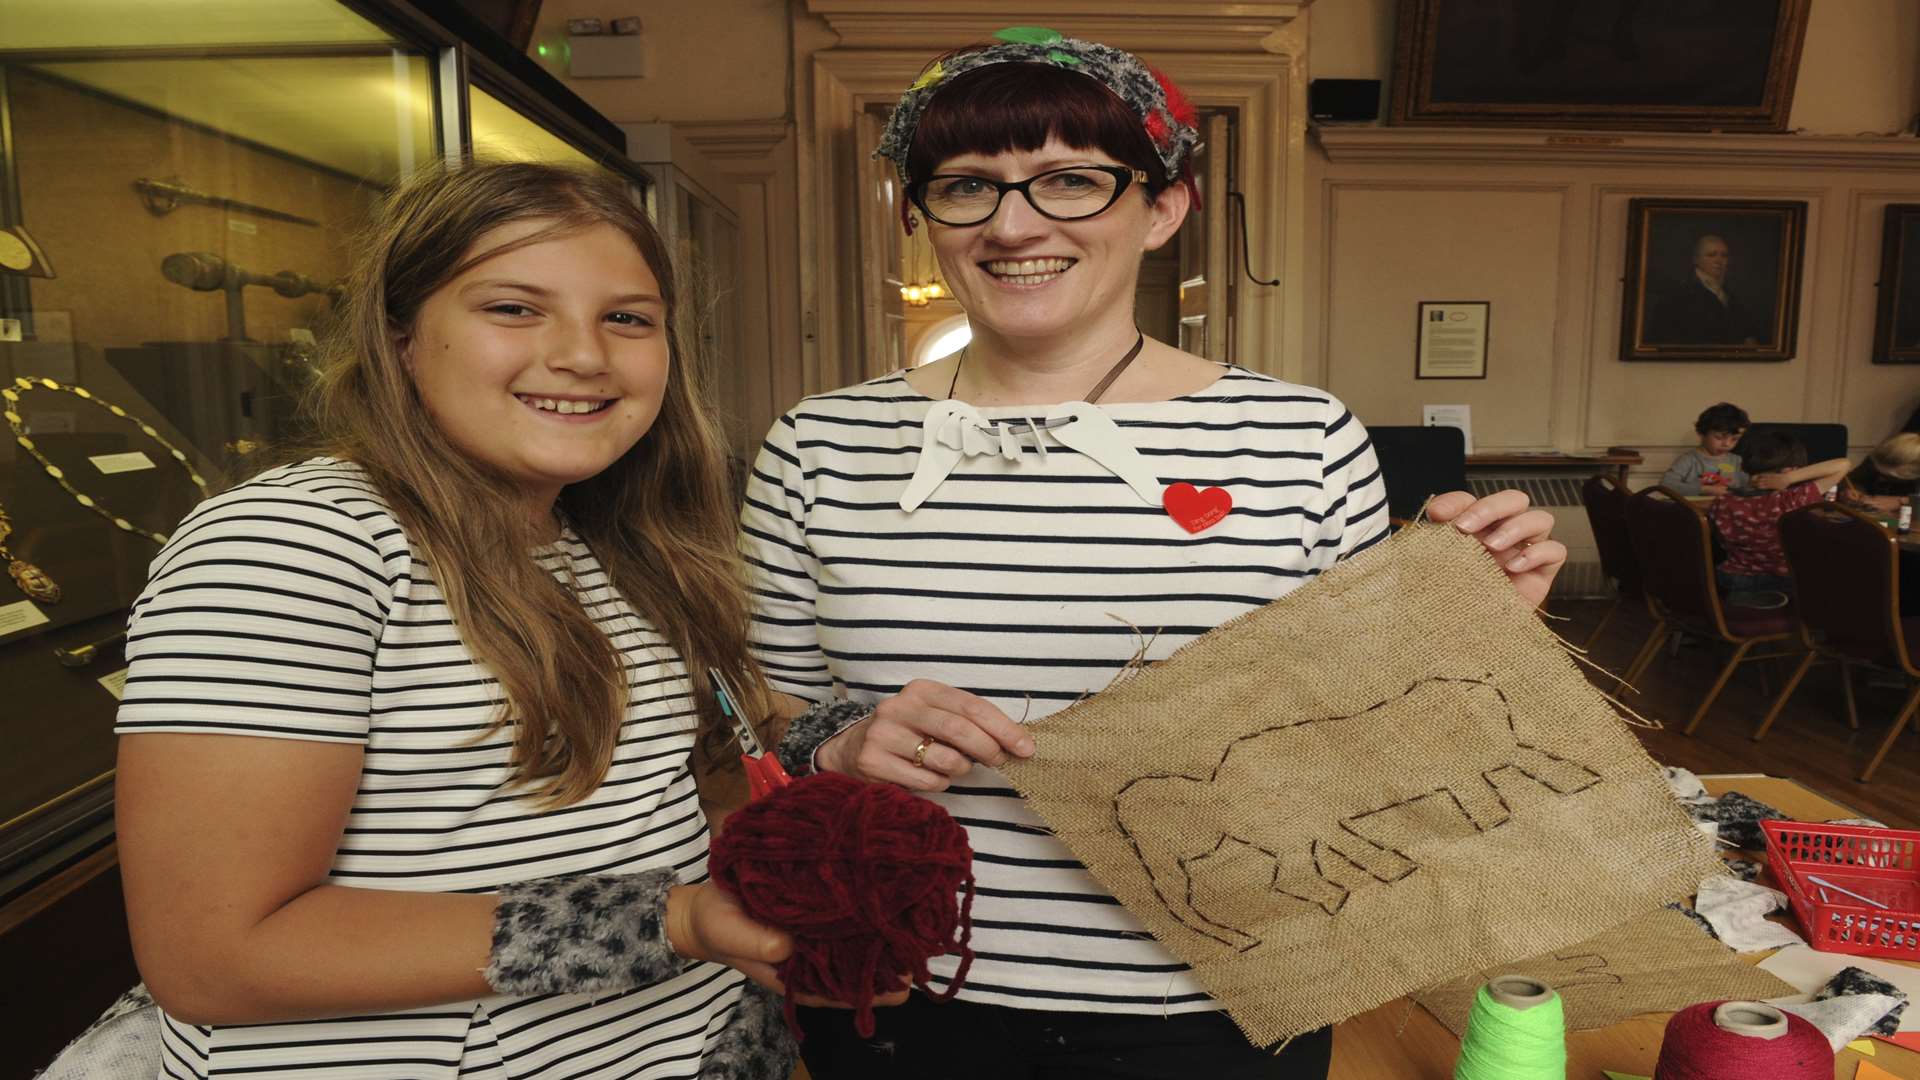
[1662,402,1749,496]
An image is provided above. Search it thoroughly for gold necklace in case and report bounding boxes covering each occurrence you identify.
[2,376,211,547]
[0,501,59,603]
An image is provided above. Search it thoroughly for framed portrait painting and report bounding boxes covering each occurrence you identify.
[1619,199,1806,363]
[1872,204,1920,364]
[1388,0,1810,131]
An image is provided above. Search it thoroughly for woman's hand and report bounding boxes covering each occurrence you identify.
[667,883,909,1009]
[1426,490,1565,608]
[816,679,1035,792]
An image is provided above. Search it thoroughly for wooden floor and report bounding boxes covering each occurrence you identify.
[1549,596,1920,829]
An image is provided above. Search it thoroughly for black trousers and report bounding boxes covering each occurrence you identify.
[796,994,1334,1080]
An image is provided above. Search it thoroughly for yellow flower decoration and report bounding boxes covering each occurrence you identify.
[910,61,946,92]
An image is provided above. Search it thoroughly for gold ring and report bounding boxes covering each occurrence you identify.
[912,737,935,769]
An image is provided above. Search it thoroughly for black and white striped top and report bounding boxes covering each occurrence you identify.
[740,366,1390,1014]
[115,458,744,1079]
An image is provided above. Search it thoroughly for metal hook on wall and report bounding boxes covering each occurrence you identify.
[1226,191,1281,288]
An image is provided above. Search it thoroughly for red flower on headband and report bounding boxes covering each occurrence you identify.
[1144,110,1168,145]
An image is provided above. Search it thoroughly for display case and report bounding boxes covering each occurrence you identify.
[621,123,748,457]
[0,0,645,905]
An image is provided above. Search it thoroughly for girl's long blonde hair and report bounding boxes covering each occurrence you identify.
[303,160,768,806]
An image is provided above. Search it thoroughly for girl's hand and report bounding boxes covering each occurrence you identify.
[816,679,1034,792]
[1426,490,1565,608]
[668,883,908,1009]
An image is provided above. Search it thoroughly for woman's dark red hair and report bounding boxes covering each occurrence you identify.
[906,62,1173,199]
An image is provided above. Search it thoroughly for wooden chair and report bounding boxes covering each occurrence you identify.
[1580,473,1643,651]
[1368,425,1468,527]
[1622,486,1798,734]
[1754,503,1920,782]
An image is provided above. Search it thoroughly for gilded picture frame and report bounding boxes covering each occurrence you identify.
[1388,0,1811,132]
[1872,204,1920,364]
[1619,198,1806,363]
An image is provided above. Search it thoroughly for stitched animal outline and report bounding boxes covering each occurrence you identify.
[1113,675,1603,952]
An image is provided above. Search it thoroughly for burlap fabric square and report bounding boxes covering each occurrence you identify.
[1415,907,1796,1034]
[1000,522,1726,1044]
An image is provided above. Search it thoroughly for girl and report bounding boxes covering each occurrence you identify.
[110,161,801,1079]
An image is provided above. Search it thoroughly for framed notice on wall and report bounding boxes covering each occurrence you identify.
[1416,301,1489,379]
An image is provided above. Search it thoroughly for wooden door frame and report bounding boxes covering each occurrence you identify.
[794,3,1312,395]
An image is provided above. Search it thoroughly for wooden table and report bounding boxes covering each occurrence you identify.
[1467,449,1645,488]
[1329,775,1919,1079]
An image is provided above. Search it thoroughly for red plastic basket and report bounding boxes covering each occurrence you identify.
[1760,819,1920,960]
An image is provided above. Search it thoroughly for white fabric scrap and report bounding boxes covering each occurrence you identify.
[1664,766,1710,804]
[40,995,161,1080]
[1827,816,1891,829]
[1774,993,1909,1052]
[1760,945,1920,1032]
[1694,874,1804,952]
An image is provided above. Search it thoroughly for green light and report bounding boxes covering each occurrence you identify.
[537,44,550,57]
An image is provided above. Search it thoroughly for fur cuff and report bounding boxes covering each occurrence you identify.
[704,980,800,1079]
[774,699,873,775]
[485,869,684,997]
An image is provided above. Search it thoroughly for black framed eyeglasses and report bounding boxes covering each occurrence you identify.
[908,165,1150,227]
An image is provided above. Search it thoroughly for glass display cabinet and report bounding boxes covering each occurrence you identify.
[0,0,644,907]
[622,123,748,457]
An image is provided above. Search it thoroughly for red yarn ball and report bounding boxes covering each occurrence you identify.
[1653,1001,1832,1080]
[709,771,976,1037]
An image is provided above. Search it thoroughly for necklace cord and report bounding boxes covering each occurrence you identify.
[944,330,1147,407]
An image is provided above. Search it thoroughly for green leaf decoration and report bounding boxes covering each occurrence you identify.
[1046,49,1082,65]
[994,26,1064,45]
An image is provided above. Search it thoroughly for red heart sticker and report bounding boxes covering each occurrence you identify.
[1163,482,1233,534]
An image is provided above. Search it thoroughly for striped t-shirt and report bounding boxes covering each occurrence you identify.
[741,366,1390,1014]
[115,458,745,1079]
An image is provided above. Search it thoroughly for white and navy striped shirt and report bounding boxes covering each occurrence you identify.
[116,458,744,1079]
[741,366,1390,1014]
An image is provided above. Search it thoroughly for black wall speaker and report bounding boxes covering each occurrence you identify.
[1308,79,1382,124]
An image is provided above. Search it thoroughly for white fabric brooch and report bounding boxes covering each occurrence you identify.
[900,399,1163,512]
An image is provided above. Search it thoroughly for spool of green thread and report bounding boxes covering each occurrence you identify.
[1452,975,1568,1080]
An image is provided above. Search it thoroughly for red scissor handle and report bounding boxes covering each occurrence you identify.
[742,752,793,801]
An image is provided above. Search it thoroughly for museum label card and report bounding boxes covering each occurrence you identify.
[0,599,51,638]
[99,668,129,701]
[91,450,157,474]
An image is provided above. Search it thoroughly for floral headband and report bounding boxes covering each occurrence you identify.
[874,27,1200,191]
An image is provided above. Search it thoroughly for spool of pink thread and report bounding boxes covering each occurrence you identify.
[1652,1001,1831,1080]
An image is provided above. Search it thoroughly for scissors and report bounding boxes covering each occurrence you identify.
[710,668,792,800]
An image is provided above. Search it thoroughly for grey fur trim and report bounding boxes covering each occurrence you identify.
[875,32,1199,186]
[485,869,686,997]
[1815,966,1908,1036]
[703,980,800,1080]
[1684,790,1784,850]
[774,699,874,776]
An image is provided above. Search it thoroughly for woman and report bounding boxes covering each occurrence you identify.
[106,162,805,1079]
[747,31,1564,1079]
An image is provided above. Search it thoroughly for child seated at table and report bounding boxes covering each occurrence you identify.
[1662,402,1749,496]
[1837,432,1920,516]
[1708,430,1849,598]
